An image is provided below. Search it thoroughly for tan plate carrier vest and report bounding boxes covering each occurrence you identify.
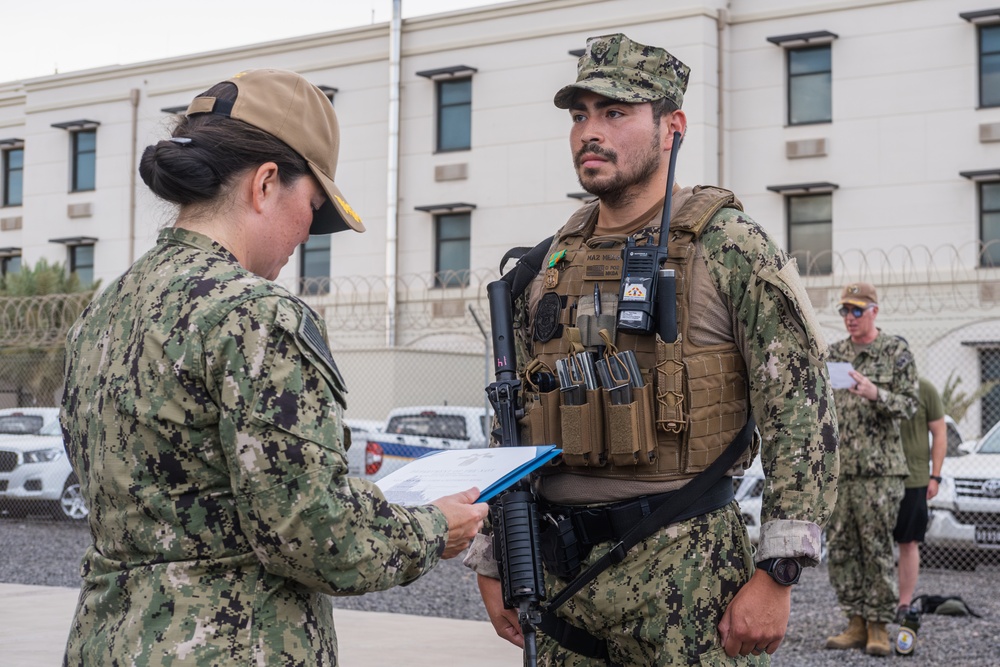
[521,186,752,482]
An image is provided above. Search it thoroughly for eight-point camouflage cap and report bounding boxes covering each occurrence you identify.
[185,68,364,235]
[554,33,691,109]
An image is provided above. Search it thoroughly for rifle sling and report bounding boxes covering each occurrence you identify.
[537,417,756,660]
[500,235,554,301]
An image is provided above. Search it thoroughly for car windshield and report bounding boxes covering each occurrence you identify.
[38,420,62,436]
[0,414,44,434]
[386,414,467,439]
[979,426,1000,454]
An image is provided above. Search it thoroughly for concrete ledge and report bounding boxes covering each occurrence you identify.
[0,583,521,667]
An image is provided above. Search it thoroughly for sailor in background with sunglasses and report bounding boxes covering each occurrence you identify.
[824,281,919,657]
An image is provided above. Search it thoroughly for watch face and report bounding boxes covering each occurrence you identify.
[773,558,801,584]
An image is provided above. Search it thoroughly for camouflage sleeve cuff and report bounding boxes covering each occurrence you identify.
[462,532,499,579]
[756,519,824,567]
[405,503,450,560]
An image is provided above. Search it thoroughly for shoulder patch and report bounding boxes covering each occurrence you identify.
[534,292,562,343]
[299,312,348,395]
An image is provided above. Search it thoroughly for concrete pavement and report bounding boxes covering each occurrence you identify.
[0,583,522,666]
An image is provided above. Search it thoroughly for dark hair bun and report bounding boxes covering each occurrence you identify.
[138,139,222,206]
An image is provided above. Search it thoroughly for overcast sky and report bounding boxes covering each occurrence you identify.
[0,0,501,84]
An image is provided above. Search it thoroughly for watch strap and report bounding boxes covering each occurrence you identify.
[756,557,801,585]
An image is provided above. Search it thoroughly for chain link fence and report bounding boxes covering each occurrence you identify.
[1,248,998,577]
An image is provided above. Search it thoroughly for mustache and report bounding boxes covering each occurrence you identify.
[574,143,617,168]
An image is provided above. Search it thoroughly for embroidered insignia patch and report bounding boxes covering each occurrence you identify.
[299,313,348,396]
[544,267,559,289]
[534,292,562,342]
[334,195,363,225]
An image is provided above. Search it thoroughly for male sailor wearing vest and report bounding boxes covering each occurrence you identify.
[464,33,839,666]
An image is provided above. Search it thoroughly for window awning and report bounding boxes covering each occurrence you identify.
[49,236,98,246]
[766,182,839,194]
[50,119,101,131]
[415,65,477,80]
[960,169,1000,182]
[960,9,1000,25]
[766,31,838,47]
[414,202,477,214]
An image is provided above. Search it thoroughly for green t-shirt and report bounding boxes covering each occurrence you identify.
[899,377,945,488]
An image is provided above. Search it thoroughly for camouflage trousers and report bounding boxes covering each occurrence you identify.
[536,502,767,667]
[826,475,905,623]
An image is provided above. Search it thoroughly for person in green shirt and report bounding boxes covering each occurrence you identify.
[894,375,947,621]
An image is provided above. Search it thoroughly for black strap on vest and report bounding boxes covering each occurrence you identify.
[499,235,554,300]
[538,418,756,663]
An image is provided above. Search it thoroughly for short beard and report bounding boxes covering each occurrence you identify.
[575,135,662,209]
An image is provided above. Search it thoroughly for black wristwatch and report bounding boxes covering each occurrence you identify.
[756,558,802,586]
[930,475,943,483]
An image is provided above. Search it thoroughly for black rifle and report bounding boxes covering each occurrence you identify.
[485,279,545,667]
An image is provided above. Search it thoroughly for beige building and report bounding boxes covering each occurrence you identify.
[0,0,998,428]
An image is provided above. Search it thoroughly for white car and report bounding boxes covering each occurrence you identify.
[0,407,87,521]
[925,419,1000,568]
[733,455,764,545]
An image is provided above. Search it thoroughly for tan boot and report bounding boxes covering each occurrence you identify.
[825,615,867,650]
[866,621,891,656]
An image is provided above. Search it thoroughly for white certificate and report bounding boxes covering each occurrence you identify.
[826,361,856,389]
[375,445,560,506]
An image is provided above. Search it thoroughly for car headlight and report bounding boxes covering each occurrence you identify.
[23,448,63,463]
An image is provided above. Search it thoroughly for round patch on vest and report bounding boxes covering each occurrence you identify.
[534,293,562,342]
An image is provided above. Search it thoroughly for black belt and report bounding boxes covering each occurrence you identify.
[548,475,735,548]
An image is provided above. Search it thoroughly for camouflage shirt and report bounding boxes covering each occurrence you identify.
[61,227,448,666]
[828,330,918,477]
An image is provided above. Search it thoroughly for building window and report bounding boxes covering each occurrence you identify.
[70,244,94,287]
[299,235,331,295]
[2,148,23,206]
[437,78,472,152]
[0,253,20,277]
[982,182,1000,267]
[981,24,1000,107]
[787,193,832,275]
[435,212,470,288]
[72,130,96,192]
[788,46,832,125]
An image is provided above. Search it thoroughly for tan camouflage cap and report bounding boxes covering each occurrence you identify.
[839,282,878,307]
[554,33,691,109]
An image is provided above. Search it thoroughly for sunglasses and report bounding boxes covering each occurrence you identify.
[838,305,873,318]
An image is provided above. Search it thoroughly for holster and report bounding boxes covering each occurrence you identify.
[539,513,592,582]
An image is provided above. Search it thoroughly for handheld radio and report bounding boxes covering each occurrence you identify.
[616,130,682,340]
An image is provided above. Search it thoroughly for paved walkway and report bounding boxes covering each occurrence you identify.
[0,583,521,666]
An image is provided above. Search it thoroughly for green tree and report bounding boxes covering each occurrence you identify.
[0,259,98,407]
[941,371,999,425]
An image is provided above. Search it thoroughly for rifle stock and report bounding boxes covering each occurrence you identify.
[486,280,545,667]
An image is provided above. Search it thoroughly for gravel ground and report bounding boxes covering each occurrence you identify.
[3,513,998,665]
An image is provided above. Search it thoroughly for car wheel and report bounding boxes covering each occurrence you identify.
[53,475,89,521]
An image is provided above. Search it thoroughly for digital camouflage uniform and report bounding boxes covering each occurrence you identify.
[464,32,838,666]
[61,228,448,666]
[826,332,918,624]
[468,196,840,665]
